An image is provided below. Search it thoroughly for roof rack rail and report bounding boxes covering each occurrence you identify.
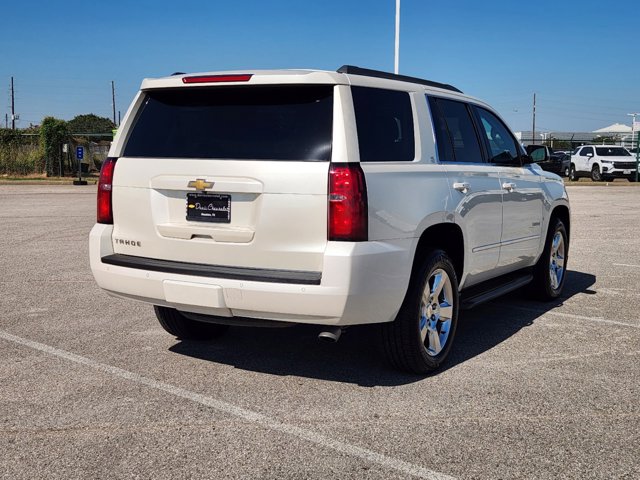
[336,65,462,94]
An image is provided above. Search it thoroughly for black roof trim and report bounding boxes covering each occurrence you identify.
[337,65,462,94]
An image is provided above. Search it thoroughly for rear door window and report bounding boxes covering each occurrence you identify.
[123,85,333,161]
[351,86,415,162]
[427,96,484,163]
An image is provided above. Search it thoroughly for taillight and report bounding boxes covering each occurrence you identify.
[97,157,117,224]
[328,163,368,241]
[182,74,253,84]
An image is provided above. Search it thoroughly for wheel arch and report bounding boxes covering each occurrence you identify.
[551,204,571,242]
[411,223,464,285]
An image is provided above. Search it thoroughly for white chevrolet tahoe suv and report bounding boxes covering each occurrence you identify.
[569,145,637,182]
[90,66,570,373]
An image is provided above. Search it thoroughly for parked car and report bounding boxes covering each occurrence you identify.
[569,145,637,181]
[555,153,571,177]
[526,145,570,176]
[90,65,570,373]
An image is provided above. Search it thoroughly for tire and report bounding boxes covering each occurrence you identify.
[591,165,602,182]
[530,218,568,300]
[569,164,577,181]
[154,306,229,340]
[563,166,570,177]
[628,176,637,183]
[382,249,459,374]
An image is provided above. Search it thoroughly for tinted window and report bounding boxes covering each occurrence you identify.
[595,147,630,156]
[428,97,484,163]
[581,147,594,156]
[427,96,454,163]
[124,86,333,161]
[352,87,415,162]
[474,107,519,164]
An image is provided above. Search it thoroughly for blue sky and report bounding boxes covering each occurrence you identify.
[2,0,639,133]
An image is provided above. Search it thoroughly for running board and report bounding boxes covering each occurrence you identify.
[460,272,533,310]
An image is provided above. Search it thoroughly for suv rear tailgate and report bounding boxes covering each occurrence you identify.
[111,159,329,272]
[109,83,334,274]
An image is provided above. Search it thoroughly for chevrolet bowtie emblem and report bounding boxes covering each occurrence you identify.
[188,179,214,191]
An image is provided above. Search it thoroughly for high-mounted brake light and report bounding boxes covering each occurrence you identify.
[97,157,117,224]
[182,74,253,84]
[328,163,368,241]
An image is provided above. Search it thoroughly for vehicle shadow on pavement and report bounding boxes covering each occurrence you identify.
[444,269,596,374]
[169,270,595,387]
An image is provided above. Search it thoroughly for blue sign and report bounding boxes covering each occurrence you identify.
[76,146,84,160]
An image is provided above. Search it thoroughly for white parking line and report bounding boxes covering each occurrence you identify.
[0,329,456,480]
[506,306,639,329]
[613,263,640,268]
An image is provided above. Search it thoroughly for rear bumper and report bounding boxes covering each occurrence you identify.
[90,224,412,326]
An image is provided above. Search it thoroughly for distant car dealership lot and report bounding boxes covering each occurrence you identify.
[0,184,638,480]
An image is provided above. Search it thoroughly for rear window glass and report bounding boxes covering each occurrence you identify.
[123,85,333,161]
[595,147,630,156]
[352,86,415,162]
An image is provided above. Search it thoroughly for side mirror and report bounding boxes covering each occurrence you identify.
[526,145,548,162]
[521,154,534,164]
[586,153,594,158]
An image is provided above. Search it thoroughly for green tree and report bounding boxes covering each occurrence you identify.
[40,117,68,177]
[67,114,115,134]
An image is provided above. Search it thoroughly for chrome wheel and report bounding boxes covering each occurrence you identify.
[419,269,454,356]
[549,231,565,290]
[383,249,459,373]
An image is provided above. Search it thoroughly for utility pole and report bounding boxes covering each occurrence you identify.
[394,0,400,74]
[111,81,116,125]
[628,113,639,150]
[531,93,536,145]
[11,76,15,130]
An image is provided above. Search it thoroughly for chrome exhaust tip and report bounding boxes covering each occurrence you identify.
[318,326,343,343]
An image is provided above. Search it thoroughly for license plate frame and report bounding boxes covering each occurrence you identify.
[186,192,231,223]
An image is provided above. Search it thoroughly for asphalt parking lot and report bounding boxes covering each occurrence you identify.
[0,184,638,480]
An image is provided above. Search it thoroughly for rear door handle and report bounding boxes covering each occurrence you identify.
[453,182,470,193]
[502,182,516,192]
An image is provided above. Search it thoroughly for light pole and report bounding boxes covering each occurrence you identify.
[394,0,400,74]
[628,113,639,150]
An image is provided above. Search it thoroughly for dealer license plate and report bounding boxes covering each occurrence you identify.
[186,193,231,223]
[623,170,632,175]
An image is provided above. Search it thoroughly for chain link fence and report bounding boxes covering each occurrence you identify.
[0,132,112,176]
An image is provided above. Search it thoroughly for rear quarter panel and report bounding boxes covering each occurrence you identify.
[359,91,453,243]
